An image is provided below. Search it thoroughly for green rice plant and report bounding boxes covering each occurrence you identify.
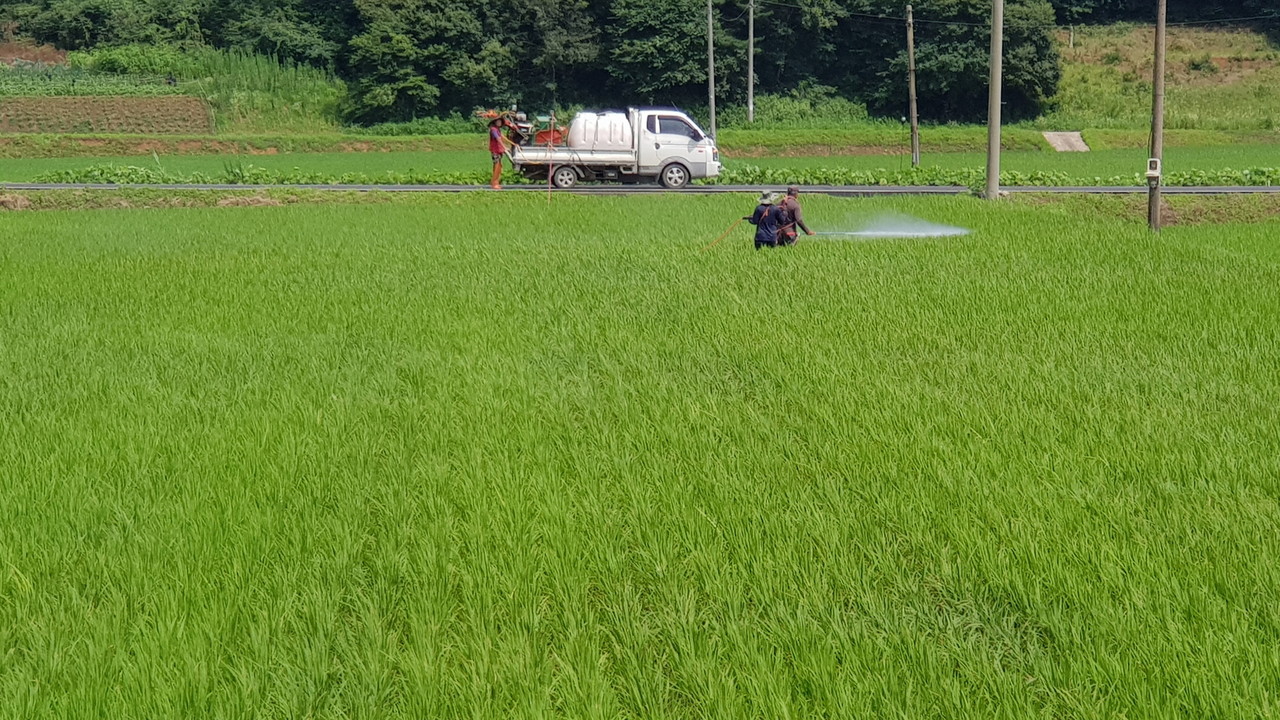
[0,196,1278,718]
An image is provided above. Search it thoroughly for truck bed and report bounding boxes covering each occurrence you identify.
[509,145,636,167]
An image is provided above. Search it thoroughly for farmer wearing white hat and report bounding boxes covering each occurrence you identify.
[745,191,781,250]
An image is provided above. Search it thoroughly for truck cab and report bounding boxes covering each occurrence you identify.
[635,108,721,188]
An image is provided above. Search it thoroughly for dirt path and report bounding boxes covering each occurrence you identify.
[1043,131,1090,152]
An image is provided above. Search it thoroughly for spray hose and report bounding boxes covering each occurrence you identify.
[701,218,745,252]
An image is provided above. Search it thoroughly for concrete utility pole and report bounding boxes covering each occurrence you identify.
[1149,0,1167,231]
[985,0,1004,199]
[707,0,717,139]
[748,0,755,123]
[907,4,920,167]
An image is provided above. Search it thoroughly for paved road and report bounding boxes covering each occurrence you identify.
[3,182,1279,196]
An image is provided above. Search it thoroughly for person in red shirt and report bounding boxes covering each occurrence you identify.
[488,118,510,189]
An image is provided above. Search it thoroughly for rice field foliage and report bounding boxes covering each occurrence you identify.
[1,196,1279,718]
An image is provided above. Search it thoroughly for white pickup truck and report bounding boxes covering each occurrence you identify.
[508,107,721,189]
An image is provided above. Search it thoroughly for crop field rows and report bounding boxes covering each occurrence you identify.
[0,96,213,135]
[0,67,185,97]
[1,195,1278,718]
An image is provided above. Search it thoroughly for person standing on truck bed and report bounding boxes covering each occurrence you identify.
[488,118,511,190]
[746,192,781,250]
[776,186,815,246]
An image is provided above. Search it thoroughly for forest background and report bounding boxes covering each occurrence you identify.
[2,0,1276,128]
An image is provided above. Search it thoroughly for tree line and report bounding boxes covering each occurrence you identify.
[0,0,1273,125]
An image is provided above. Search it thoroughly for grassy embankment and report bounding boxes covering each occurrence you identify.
[2,195,1278,717]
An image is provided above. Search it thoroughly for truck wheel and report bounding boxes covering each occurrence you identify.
[660,163,690,189]
[552,167,579,188]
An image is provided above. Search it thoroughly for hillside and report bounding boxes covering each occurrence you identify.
[1043,24,1280,131]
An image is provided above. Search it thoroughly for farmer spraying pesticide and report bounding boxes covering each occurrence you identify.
[702,188,823,252]
[777,186,815,245]
[745,192,782,250]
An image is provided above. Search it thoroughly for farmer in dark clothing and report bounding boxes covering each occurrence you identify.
[746,191,780,249]
[777,185,815,246]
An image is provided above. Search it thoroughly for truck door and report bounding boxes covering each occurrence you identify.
[638,113,710,176]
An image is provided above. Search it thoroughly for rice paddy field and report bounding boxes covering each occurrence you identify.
[2,194,1279,718]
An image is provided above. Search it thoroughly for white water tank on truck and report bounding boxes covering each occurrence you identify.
[567,112,633,151]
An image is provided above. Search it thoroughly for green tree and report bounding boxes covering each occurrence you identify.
[485,0,603,107]
[811,0,1062,123]
[606,0,707,104]
[604,0,745,109]
[343,0,515,122]
[205,0,338,65]
[1,0,204,48]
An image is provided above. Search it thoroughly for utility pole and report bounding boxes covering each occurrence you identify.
[707,0,717,139]
[985,0,1004,199]
[748,0,755,123]
[1149,0,1167,231]
[907,4,920,167]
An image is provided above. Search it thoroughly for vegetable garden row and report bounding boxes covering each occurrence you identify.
[0,96,213,134]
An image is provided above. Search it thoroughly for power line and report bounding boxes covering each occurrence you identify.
[1168,13,1280,26]
[752,0,1278,32]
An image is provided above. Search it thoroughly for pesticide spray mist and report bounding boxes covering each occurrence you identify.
[814,212,971,240]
